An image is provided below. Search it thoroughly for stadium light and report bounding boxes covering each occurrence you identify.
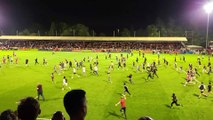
[203,1,213,49]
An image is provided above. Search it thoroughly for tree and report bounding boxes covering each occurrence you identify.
[166,18,176,36]
[99,33,106,36]
[72,24,90,36]
[48,22,57,36]
[155,18,167,36]
[136,28,145,36]
[120,28,131,36]
[19,29,30,35]
[90,30,96,36]
[58,22,71,36]
[29,23,44,35]
[60,27,73,36]
[146,24,159,36]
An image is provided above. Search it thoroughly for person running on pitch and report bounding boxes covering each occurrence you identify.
[62,76,71,90]
[170,93,182,108]
[51,73,55,83]
[208,81,212,94]
[152,65,159,78]
[107,70,112,83]
[115,94,127,119]
[127,74,134,84]
[146,67,153,80]
[198,82,208,98]
[123,83,131,96]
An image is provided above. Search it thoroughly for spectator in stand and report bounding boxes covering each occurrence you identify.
[63,89,87,120]
[0,109,17,120]
[0,40,183,51]
[17,97,41,120]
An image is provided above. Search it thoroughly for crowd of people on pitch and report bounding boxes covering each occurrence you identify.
[0,40,183,51]
[2,50,213,119]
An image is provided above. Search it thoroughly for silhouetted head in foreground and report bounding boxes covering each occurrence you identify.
[64,89,87,120]
[52,111,65,120]
[0,109,17,120]
[17,97,41,120]
[138,116,153,120]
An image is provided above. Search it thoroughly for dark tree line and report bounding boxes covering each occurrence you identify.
[2,18,212,46]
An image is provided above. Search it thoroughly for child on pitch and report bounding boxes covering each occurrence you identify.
[25,59,29,66]
[116,59,120,69]
[207,60,211,67]
[174,62,178,71]
[89,63,93,73]
[170,93,183,108]
[62,76,71,90]
[146,66,153,81]
[132,61,135,69]
[123,83,131,96]
[136,64,141,73]
[127,74,134,84]
[152,65,159,78]
[198,59,202,68]
[69,61,72,68]
[43,58,47,65]
[14,57,18,64]
[123,62,127,71]
[51,73,55,83]
[93,65,98,75]
[190,70,200,84]
[183,71,194,86]
[35,58,39,65]
[198,82,208,98]
[13,51,16,57]
[142,62,146,72]
[58,63,64,74]
[194,67,200,76]
[53,65,57,73]
[106,70,112,83]
[82,66,86,76]
[2,56,6,64]
[202,65,207,73]
[72,67,80,79]
[9,56,13,64]
[207,66,212,75]
[110,61,114,70]
[207,81,212,94]
[179,65,183,72]
[183,56,186,62]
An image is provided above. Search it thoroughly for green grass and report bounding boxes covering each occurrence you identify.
[0,50,213,120]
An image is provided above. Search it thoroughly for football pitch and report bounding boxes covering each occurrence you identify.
[0,50,213,120]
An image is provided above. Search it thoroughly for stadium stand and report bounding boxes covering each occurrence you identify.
[0,36,187,52]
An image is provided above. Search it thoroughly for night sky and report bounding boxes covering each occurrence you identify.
[0,0,211,34]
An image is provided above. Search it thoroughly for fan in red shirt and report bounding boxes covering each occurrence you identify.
[115,94,127,119]
[37,84,45,101]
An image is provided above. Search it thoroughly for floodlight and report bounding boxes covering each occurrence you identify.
[203,1,213,49]
[204,1,213,14]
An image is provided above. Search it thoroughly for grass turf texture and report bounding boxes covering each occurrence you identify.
[0,50,213,120]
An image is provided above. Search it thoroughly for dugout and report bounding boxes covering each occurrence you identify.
[185,45,203,54]
[186,45,203,50]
